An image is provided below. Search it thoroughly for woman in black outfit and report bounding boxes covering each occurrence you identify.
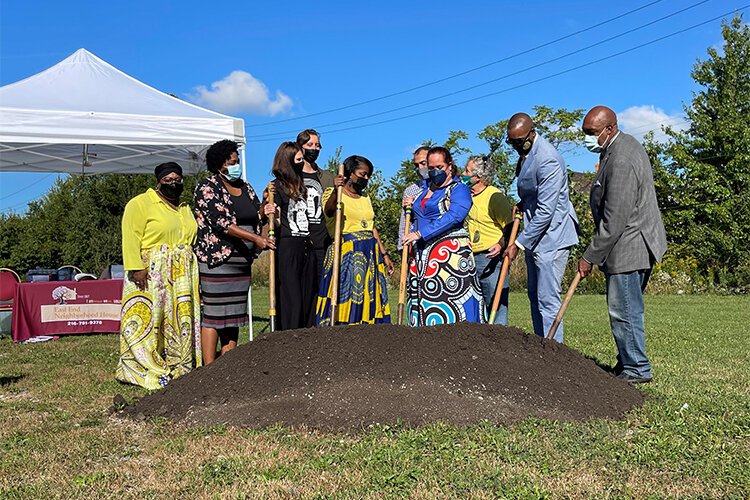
[194,139,275,363]
[263,141,318,330]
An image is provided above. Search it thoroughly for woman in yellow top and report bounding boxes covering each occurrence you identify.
[116,162,201,390]
[316,155,394,326]
[461,156,514,325]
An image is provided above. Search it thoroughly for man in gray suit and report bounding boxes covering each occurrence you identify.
[578,106,668,384]
[504,113,579,342]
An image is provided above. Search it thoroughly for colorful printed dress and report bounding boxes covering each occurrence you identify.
[316,188,391,326]
[116,188,201,390]
[407,179,485,326]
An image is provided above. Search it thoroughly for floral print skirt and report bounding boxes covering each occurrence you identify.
[115,244,202,390]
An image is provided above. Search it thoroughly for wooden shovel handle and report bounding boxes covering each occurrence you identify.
[397,208,412,325]
[546,272,581,340]
[267,183,277,331]
[488,210,522,324]
[330,164,345,325]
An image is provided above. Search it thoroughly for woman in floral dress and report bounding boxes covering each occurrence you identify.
[193,140,274,363]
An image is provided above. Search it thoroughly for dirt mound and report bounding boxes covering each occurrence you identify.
[122,323,645,431]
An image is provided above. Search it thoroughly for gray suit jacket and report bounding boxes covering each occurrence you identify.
[583,132,667,274]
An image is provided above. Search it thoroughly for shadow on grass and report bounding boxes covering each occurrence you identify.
[0,374,24,386]
[583,354,618,375]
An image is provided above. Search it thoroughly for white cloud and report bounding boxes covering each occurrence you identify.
[618,105,687,142]
[190,70,293,116]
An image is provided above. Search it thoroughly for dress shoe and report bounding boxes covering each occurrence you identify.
[616,372,652,384]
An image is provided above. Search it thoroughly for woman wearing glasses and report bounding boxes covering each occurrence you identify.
[402,146,484,326]
[193,140,275,363]
[117,162,202,389]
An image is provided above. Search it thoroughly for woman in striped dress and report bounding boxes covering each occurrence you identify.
[193,140,275,364]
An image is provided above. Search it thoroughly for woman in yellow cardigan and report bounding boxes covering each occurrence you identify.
[115,162,201,390]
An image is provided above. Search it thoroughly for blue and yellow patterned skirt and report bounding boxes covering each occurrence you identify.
[316,231,391,326]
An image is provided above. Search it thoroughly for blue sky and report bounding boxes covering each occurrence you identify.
[0,0,743,213]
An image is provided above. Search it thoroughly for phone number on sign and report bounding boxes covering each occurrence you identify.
[66,320,104,326]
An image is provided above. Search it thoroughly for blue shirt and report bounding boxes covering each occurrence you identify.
[413,178,472,242]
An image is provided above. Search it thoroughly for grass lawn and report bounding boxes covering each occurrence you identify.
[1,290,749,498]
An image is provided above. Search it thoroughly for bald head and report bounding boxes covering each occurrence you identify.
[582,106,619,152]
[583,106,617,132]
[506,112,537,154]
[508,113,534,135]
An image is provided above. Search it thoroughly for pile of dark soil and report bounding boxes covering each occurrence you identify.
[121,323,645,431]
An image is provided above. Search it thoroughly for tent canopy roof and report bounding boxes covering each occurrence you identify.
[0,49,245,174]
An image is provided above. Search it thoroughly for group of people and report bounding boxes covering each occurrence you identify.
[115,104,667,390]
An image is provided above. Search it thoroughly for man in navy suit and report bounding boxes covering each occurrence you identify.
[503,113,579,342]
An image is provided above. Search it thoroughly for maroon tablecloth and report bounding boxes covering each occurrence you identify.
[12,280,123,342]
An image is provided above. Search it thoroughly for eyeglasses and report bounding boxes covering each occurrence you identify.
[506,129,533,147]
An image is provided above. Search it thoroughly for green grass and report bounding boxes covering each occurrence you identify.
[1,290,749,497]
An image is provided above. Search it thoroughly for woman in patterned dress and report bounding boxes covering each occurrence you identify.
[402,146,485,326]
[116,162,201,390]
[315,155,394,326]
[193,140,275,364]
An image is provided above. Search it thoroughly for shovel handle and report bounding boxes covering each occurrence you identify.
[488,210,522,324]
[397,207,412,325]
[546,272,581,339]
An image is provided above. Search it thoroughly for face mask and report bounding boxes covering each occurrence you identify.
[584,129,608,153]
[428,168,448,187]
[350,176,368,193]
[222,164,242,181]
[460,174,478,188]
[159,182,183,200]
[303,148,320,163]
[417,167,430,180]
[293,160,305,171]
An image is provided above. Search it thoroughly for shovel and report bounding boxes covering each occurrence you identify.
[488,210,522,324]
[546,272,581,340]
[397,206,412,325]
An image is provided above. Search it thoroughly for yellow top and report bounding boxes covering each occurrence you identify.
[322,187,375,236]
[466,185,514,253]
[121,188,197,271]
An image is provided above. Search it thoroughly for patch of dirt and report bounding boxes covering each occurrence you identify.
[122,323,645,431]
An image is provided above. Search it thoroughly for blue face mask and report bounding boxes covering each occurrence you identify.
[428,168,448,187]
[223,164,242,181]
[584,129,608,153]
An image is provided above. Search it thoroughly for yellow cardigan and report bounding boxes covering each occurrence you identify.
[121,188,197,271]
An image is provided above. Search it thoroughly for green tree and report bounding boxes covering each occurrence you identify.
[0,173,199,275]
[649,15,750,288]
[324,145,343,175]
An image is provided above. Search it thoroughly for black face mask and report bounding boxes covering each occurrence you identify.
[293,160,305,171]
[350,176,368,194]
[303,148,320,163]
[159,182,184,201]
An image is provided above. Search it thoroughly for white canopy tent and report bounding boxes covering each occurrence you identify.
[0,48,246,176]
[0,49,256,339]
